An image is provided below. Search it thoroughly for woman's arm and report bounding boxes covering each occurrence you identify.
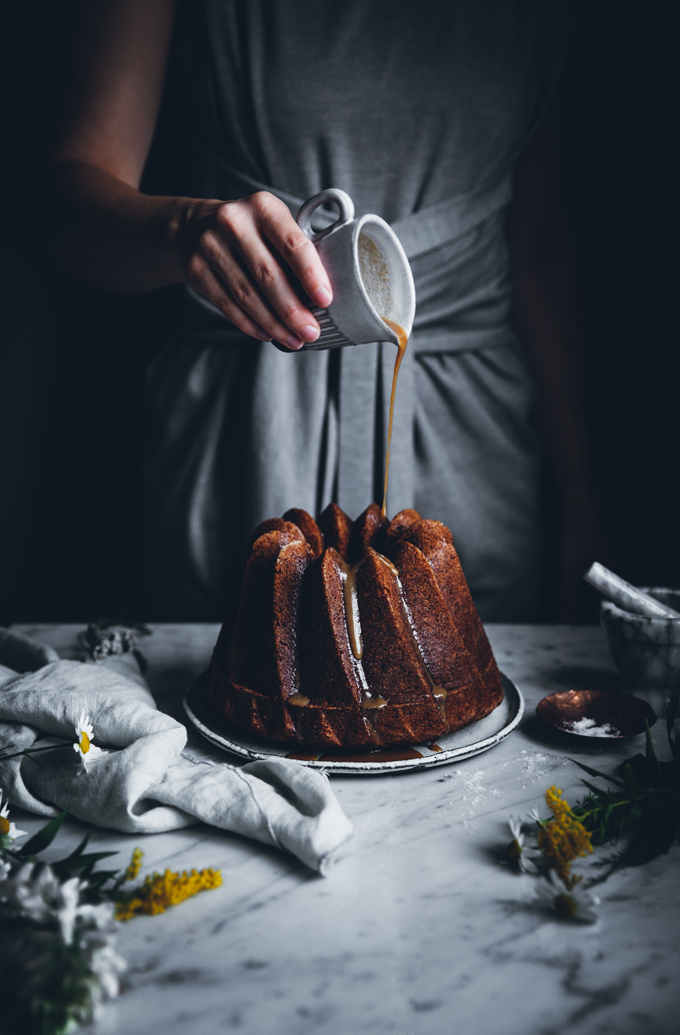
[45,0,331,350]
[507,72,605,620]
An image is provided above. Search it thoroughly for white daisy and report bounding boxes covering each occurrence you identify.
[89,942,127,1003]
[0,790,27,844]
[529,803,543,824]
[73,713,108,773]
[0,861,60,923]
[76,899,125,1004]
[507,815,540,874]
[78,900,118,943]
[55,876,83,945]
[534,871,599,924]
[0,862,100,945]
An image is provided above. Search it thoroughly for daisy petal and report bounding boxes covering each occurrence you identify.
[535,871,599,924]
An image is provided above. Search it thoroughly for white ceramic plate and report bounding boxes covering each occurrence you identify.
[183,671,524,775]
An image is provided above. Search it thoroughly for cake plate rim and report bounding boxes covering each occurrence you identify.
[182,671,525,775]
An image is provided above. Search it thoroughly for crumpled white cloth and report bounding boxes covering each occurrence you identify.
[0,630,353,874]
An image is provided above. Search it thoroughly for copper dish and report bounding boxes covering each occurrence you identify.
[536,689,657,739]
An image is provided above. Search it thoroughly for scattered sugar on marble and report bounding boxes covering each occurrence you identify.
[519,749,557,778]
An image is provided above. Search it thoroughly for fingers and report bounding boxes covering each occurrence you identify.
[213,194,333,340]
[181,192,334,349]
[185,252,297,346]
[200,222,308,349]
[247,192,332,308]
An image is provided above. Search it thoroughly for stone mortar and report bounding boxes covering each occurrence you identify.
[601,588,680,688]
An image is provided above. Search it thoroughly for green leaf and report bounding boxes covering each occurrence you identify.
[667,681,680,733]
[625,799,641,823]
[667,682,680,763]
[19,810,68,857]
[572,759,627,788]
[622,762,639,797]
[58,831,90,864]
[622,807,680,866]
[53,850,119,880]
[579,779,620,805]
[628,752,660,788]
[645,722,664,786]
[85,868,120,890]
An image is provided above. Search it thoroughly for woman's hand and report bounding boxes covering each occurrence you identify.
[46,0,332,351]
[177,192,333,351]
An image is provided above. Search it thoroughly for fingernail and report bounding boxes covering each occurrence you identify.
[286,335,305,350]
[314,286,332,307]
[301,324,320,342]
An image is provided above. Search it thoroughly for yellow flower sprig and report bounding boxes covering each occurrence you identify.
[123,847,143,883]
[114,849,222,921]
[536,786,593,889]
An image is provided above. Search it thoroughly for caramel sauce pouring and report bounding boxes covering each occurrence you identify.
[381,317,409,518]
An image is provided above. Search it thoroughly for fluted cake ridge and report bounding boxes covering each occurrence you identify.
[208,503,503,748]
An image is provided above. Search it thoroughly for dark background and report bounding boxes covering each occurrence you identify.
[0,2,677,624]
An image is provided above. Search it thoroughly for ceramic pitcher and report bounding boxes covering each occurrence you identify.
[296,188,416,350]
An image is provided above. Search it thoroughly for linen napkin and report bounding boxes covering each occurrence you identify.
[0,630,352,874]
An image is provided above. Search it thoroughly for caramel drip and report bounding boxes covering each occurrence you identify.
[374,552,450,729]
[335,554,377,738]
[432,685,449,721]
[320,746,423,763]
[287,692,310,707]
[336,541,445,738]
[361,709,382,744]
[381,319,409,518]
[287,746,424,763]
[377,555,399,578]
[362,694,388,710]
[338,555,366,661]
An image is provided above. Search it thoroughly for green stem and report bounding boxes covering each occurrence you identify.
[0,743,73,763]
[575,795,643,819]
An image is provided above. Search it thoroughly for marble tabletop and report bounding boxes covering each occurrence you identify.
[10,623,680,1035]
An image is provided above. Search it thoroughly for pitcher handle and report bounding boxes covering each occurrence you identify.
[296,188,355,243]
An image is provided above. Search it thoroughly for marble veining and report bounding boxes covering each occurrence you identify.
[601,589,680,688]
[10,623,680,1035]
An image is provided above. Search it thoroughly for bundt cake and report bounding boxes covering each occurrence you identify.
[207,503,503,749]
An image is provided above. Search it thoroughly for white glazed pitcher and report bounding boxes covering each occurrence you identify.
[296,188,416,350]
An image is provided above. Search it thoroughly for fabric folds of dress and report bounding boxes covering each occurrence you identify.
[143,0,571,620]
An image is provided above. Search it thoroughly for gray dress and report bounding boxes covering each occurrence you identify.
[144,0,572,621]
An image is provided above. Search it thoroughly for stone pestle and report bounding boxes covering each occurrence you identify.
[584,562,680,619]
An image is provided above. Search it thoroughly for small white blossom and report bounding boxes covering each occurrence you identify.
[0,861,61,923]
[0,790,28,843]
[507,815,540,874]
[529,803,542,824]
[0,859,10,880]
[0,862,125,1021]
[0,861,122,952]
[78,899,125,1003]
[73,713,108,773]
[78,900,117,934]
[89,942,127,1002]
[55,876,83,944]
[534,871,599,924]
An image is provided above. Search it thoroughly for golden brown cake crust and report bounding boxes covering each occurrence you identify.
[282,508,324,558]
[349,504,389,562]
[317,502,352,561]
[209,507,504,748]
[383,508,423,548]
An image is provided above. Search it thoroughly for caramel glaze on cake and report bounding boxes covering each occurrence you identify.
[208,503,504,748]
